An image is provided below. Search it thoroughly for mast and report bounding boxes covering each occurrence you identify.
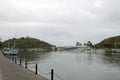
[8,42,10,48]
[13,38,16,50]
[13,34,16,50]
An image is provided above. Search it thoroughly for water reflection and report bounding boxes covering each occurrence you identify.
[17,50,40,61]
[103,53,120,67]
[17,50,53,63]
[75,51,120,67]
[76,53,93,64]
[4,50,120,80]
[17,50,120,67]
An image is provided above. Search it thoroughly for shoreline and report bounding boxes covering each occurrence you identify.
[0,51,48,80]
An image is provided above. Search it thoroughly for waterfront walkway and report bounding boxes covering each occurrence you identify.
[0,51,48,80]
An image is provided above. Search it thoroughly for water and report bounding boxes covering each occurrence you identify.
[12,50,120,80]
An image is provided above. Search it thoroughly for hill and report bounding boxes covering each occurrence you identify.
[0,41,2,49]
[3,37,55,50]
[95,35,120,49]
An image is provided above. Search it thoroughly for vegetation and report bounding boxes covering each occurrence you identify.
[0,41,3,49]
[95,35,120,49]
[76,41,94,48]
[3,37,54,50]
[76,42,82,46]
[86,41,94,48]
[17,50,40,61]
[0,38,2,49]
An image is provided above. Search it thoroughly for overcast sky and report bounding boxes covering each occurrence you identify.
[0,0,120,46]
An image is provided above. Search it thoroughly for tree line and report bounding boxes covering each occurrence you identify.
[76,41,94,48]
[2,37,54,50]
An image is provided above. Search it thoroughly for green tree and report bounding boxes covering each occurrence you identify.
[0,41,3,49]
[84,43,87,46]
[76,42,79,46]
[87,41,94,48]
[76,42,82,46]
[103,43,114,48]
[3,37,53,50]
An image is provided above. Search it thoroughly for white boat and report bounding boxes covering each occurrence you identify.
[3,38,18,55]
[2,48,18,55]
[11,49,18,54]
[112,49,120,53]
[2,48,12,55]
[111,40,120,53]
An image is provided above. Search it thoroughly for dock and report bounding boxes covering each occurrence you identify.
[0,51,48,80]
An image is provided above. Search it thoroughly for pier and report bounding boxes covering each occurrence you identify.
[0,51,48,80]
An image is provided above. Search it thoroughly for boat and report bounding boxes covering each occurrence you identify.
[10,38,18,55]
[111,49,120,53]
[11,49,18,55]
[2,48,18,55]
[112,40,120,53]
[2,42,12,55]
[2,48,12,55]
[3,38,18,55]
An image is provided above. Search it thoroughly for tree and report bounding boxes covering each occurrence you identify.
[87,41,94,48]
[76,42,79,46]
[0,41,3,49]
[103,43,114,48]
[84,43,87,46]
[76,42,82,46]
[3,37,53,50]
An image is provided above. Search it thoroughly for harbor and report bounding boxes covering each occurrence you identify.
[0,0,120,79]
[2,50,120,80]
[0,36,120,80]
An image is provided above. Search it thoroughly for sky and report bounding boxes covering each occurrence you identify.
[0,0,120,46]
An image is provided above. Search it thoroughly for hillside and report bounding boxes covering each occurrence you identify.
[3,37,54,50]
[95,36,120,49]
[0,41,2,49]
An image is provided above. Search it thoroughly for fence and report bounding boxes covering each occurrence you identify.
[7,55,64,80]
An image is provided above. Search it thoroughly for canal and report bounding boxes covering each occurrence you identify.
[6,50,120,80]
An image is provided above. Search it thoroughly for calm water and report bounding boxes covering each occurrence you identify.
[14,50,120,80]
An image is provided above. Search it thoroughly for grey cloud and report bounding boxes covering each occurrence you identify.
[0,0,120,46]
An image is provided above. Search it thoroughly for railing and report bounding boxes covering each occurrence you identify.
[7,56,64,80]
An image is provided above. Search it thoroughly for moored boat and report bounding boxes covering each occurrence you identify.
[112,49,120,53]
[2,48,12,55]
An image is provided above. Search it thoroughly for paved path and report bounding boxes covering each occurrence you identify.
[0,51,48,80]
[0,68,3,80]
